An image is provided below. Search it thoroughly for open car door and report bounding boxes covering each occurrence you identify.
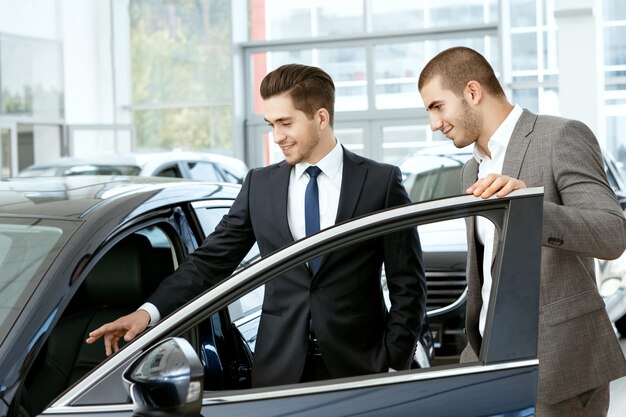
[45,188,543,417]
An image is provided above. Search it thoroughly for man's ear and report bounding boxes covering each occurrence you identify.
[317,108,331,129]
[465,80,482,104]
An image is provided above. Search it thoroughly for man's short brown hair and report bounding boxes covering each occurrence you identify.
[418,47,505,98]
[260,64,335,127]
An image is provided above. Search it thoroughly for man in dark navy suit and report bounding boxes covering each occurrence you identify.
[87,64,426,388]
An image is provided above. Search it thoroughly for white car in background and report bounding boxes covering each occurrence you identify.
[17,151,249,184]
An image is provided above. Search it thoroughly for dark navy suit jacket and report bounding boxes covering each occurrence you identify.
[148,147,426,387]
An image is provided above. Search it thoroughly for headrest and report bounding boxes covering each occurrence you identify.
[84,234,160,307]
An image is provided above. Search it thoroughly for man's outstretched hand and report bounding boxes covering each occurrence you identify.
[85,309,151,356]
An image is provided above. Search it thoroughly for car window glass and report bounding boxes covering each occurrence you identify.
[401,155,464,203]
[193,205,262,322]
[186,219,481,395]
[19,224,180,413]
[154,165,182,178]
[408,165,463,202]
[0,223,64,336]
[220,167,242,183]
[604,154,626,194]
[188,161,221,181]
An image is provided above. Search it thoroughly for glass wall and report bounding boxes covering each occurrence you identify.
[507,0,559,115]
[604,0,626,169]
[128,0,233,154]
[0,34,63,120]
[251,0,498,41]
[245,0,498,166]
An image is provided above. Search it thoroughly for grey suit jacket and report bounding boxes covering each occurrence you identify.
[460,109,626,404]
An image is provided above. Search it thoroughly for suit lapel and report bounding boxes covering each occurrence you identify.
[502,109,537,178]
[494,110,536,264]
[270,161,295,245]
[462,158,479,191]
[334,147,367,223]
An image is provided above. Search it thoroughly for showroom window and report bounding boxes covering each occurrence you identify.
[244,0,498,166]
[507,0,559,116]
[0,34,63,120]
[604,0,626,168]
[128,0,233,154]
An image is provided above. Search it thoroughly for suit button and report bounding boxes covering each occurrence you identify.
[311,286,319,294]
[548,237,563,246]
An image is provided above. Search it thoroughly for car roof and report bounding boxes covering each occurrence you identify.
[131,151,248,174]
[0,176,240,221]
[19,155,138,169]
[411,144,473,157]
[19,151,249,177]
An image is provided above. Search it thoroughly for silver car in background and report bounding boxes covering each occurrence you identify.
[17,150,249,184]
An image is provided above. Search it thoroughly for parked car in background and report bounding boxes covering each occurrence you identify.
[399,144,626,358]
[0,174,544,416]
[17,150,249,184]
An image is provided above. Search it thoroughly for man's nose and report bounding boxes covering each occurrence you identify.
[429,114,443,132]
[272,127,285,143]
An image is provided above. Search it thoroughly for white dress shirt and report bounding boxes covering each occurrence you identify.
[141,140,344,326]
[287,140,343,241]
[474,104,523,336]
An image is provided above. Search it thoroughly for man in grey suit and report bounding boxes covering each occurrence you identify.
[87,64,427,388]
[418,46,626,416]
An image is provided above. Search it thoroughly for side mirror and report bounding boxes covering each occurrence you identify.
[123,337,204,417]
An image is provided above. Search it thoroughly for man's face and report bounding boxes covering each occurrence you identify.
[264,93,321,165]
[420,77,482,149]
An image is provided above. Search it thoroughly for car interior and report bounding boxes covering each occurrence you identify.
[17,233,165,415]
[12,223,252,416]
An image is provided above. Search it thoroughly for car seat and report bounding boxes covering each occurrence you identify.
[25,233,161,414]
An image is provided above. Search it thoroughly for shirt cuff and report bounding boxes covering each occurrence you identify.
[139,302,160,327]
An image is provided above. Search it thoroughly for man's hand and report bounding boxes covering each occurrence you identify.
[85,309,151,356]
[466,174,527,199]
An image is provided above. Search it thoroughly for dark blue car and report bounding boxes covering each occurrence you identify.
[0,176,543,417]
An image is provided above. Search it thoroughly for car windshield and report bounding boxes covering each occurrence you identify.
[0,220,73,340]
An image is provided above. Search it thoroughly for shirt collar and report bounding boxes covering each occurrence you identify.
[472,104,524,163]
[294,139,343,180]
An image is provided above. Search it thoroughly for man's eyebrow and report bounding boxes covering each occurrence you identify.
[264,117,292,124]
[426,100,443,111]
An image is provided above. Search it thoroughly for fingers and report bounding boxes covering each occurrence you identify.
[466,174,526,199]
[85,310,151,356]
[85,322,116,344]
[495,178,526,197]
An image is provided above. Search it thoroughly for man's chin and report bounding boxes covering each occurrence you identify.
[284,155,302,165]
[452,138,474,149]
